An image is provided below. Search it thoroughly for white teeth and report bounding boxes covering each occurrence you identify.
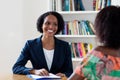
[48,30,53,32]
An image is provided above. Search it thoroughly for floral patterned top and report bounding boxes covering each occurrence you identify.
[75,50,120,80]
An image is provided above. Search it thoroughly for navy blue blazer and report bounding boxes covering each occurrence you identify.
[12,36,73,77]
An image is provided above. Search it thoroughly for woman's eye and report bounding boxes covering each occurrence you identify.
[53,23,58,26]
[44,22,58,27]
[45,22,50,25]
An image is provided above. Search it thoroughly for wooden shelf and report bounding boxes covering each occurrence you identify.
[58,11,99,14]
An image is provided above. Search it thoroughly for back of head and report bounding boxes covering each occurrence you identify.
[94,6,120,49]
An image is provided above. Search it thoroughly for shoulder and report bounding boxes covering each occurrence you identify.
[93,46,120,57]
[25,37,41,46]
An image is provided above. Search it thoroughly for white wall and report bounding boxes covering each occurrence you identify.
[111,0,120,6]
[0,0,49,75]
[22,0,50,40]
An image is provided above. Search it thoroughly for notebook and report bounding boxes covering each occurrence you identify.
[27,73,61,80]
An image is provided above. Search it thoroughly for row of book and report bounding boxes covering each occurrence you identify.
[94,0,111,11]
[52,0,87,11]
[70,42,93,58]
[51,0,111,11]
[62,0,85,11]
[62,20,95,35]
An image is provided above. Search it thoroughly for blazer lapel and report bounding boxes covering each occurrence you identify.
[50,38,62,72]
[36,36,49,71]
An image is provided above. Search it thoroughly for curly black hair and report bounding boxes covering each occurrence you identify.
[94,6,120,49]
[37,11,64,34]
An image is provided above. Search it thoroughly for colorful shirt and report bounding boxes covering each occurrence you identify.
[75,50,120,80]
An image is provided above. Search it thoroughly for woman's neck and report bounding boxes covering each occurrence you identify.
[42,36,55,50]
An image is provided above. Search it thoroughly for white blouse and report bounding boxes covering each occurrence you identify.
[43,48,54,70]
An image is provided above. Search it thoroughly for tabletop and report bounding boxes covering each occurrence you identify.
[0,74,67,80]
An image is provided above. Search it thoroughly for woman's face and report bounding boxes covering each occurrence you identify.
[42,15,58,37]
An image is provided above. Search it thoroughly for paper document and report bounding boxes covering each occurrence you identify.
[27,73,61,80]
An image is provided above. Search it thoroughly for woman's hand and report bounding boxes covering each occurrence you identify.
[56,73,66,78]
[30,68,49,76]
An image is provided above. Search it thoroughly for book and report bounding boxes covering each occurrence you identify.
[69,43,75,58]
[80,43,86,57]
[79,0,85,10]
[63,21,69,35]
[74,43,80,57]
[71,43,77,58]
[85,20,95,35]
[27,73,61,80]
[62,0,70,11]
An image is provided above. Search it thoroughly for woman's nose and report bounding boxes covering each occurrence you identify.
[49,24,54,28]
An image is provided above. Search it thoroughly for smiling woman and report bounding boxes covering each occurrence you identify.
[12,11,73,78]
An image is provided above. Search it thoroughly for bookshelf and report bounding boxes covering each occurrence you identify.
[48,0,114,69]
[55,35,97,46]
[58,15,97,69]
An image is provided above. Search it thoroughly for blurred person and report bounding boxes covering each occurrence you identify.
[68,6,120,80]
